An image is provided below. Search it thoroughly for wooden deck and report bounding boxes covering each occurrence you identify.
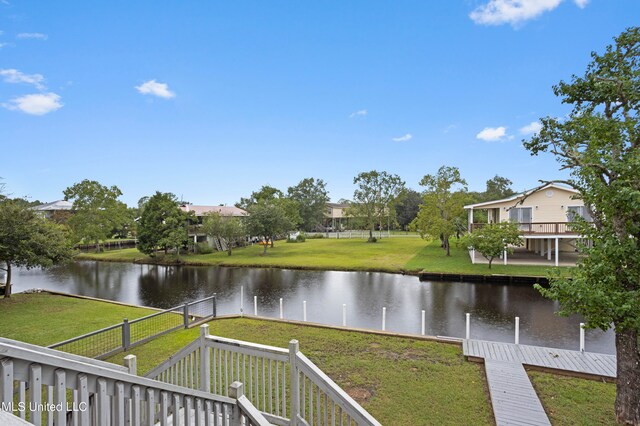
[463,339,617,378]
[484,359,551,426]
[464,340,617,426]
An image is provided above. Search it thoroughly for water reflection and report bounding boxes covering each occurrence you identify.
[10,261,615,354]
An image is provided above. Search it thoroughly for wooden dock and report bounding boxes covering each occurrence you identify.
[485,359,551,426]
[463,339,617,426]
[463,339,616,378]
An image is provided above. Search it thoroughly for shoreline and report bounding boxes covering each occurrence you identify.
[75,250,551,282]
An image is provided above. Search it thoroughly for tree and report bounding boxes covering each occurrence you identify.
[201,212,246,256]
[245,202,293,255]
[464,222,523,269]
[523,27,640,424]
[0,200,73,298]
[137,192,189,257]
[63,180,128,251]
[484,175,516,201]
[236,185,284,210]
[287,178,330,231]
[350,170,405,242]
[412,166,468,256]
[238,185,301,234]
[394,189,422,230]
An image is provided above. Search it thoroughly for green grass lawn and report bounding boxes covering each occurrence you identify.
[529,371,617,425]
[0,293,619,425]
[108,318,494,425]
[0,293,155,346]
[77,238,566,277]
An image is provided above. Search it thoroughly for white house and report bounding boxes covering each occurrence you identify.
[464,183,591,266]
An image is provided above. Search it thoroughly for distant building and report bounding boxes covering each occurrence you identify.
[323,203,352,231]
[180,204,248,244]
[32,200,73,219]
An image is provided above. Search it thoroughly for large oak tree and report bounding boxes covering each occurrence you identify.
[525,28,640,424]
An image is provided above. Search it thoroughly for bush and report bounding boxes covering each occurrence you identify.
[368,237,378,243]
[196,242,213,254]
[306,233,325,239]
[296,233,306,242]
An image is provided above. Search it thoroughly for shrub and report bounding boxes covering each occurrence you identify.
[296,233,306,242]
[196,242,213,254]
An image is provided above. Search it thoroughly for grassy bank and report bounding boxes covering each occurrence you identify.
[77,238,564,277]
[0,293,155,346]
[529,371,616,425]
[0,293,618,425]
[109,317,493,425]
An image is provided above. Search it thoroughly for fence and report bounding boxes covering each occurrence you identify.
[48,295,217,359]
[146,325,382,426]
[0,337,270,426]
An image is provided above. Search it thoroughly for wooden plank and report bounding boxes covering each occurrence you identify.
[484,359,551,426]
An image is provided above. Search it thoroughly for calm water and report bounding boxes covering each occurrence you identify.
[8,261,615,354]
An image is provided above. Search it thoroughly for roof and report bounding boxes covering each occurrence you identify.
[180,205,247,217]
[464,183,579,209]
[32,200,73,211]
[327,203,351,209]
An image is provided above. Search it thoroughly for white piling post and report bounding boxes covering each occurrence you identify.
[515,317,520,345]
[580,323,585,352]
[465,313,470,339]
[421,310,426,336]
[342,304,347,327]
[303,301,307,322]
[279,298,283,319]
[382,307,386,331]
[240,286,244,317]
[253,296,257,316]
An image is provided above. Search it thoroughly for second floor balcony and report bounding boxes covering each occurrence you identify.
[470,221,591,235]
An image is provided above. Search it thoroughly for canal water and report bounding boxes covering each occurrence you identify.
[9,261,615,354]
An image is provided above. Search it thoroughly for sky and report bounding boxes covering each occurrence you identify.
[1,0,639,207]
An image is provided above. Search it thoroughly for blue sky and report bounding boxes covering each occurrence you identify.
[1,1,638,206]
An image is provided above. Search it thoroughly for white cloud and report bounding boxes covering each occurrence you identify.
[476,126,507,142]
[469,0,585,26]
[135,79,175,99]
[16,32,48,40]
[0,68,45,89]
[349,109,367,118]
[443,124,458,134]
[392,133,412,142]
[0,42,8,49]
[519,121,542,135]
[4,92,63,115]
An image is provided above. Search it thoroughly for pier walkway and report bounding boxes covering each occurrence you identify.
[463,339,616,425]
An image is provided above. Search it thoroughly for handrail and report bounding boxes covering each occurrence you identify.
[145,337,202,381]
[147,325,383,426]
[0,337,128,373]
[204,334,290,362]
[0,340,236,405]
[295,352,382,426]
[1,337,271,425]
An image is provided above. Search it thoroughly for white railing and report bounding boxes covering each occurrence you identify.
[147,325,382,426]
[0,337,270,425]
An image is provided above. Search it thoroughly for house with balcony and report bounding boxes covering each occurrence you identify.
[464,183,591,266]
[180,204,248,245]
[323,202,353,231]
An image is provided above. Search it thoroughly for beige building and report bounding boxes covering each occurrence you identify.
[323,203,352,231]
[464,184,591,266]
[180,204,247,244]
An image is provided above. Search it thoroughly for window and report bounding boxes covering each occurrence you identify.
[509,207,532,223]
[567,206,592,221]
